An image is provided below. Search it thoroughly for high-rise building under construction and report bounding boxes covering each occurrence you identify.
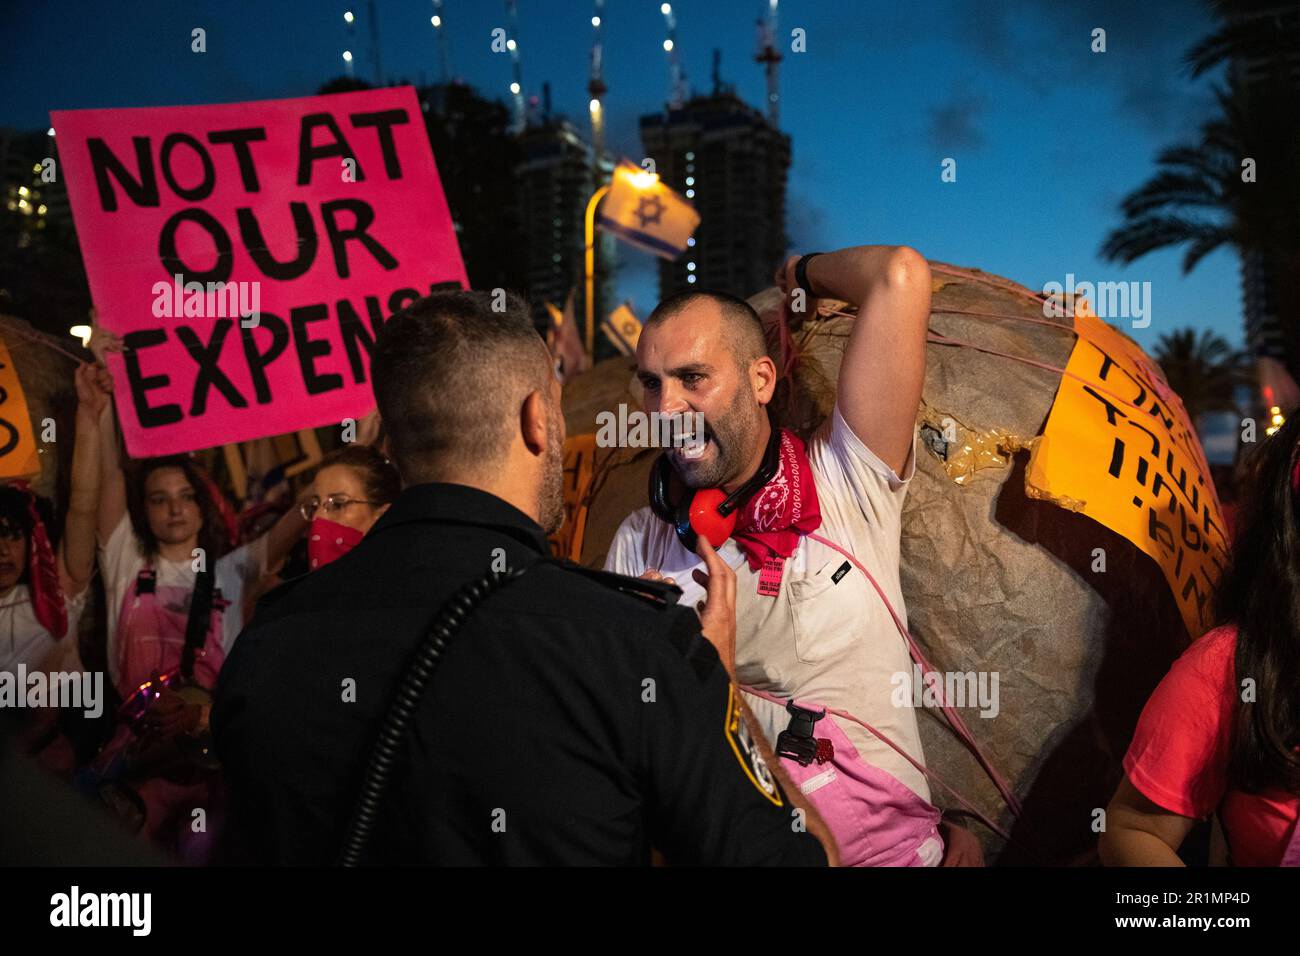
[640,89,791,301]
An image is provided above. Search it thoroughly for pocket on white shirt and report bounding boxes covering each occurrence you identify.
[787,557,859,665]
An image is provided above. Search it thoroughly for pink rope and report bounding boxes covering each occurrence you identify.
[931,306,1077,335]
[806,532,1023,817]
[826,302,1073,339]
[928,262,1048,307]
[1,321,85,365]
[924,330,1170,426]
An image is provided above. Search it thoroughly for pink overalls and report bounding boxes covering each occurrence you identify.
[737,529,1018,866]
[115,566,227,698]
[741,686,946,866]
[102,565,229,861]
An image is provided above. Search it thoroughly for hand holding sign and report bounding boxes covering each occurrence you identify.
[74,363,111,422]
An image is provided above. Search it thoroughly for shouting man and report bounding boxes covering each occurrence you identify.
[606,245,981,866]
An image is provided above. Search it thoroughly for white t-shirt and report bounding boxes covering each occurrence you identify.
[606,404,930,803]
[0,583,88,674]
[100,513,266,688]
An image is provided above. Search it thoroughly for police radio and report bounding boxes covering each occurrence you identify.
[648,425,781,552]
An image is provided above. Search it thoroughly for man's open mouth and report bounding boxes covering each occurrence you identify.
[672,415,712,461]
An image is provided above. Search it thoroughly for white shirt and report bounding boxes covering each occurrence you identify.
[100,513,266,688]
[606,404,930,802]
[0,583,88,674]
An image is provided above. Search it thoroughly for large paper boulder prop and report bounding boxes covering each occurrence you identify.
[561,264,1203,864]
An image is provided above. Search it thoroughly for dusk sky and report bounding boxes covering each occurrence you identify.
[2,0,1235,353]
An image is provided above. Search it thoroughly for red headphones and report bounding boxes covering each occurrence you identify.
[648,425,781,552]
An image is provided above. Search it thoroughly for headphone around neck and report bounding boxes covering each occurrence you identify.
[648,424,781,552]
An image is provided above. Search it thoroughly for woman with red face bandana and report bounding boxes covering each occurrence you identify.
[239,442,397,625]
[301,445,399,571]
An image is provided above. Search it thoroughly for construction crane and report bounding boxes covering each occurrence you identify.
[660,2,687,109]
[367,0,383,85]
[506,0,526,133]
[755,0,781,125]
[430,0,451,84]
[588,0,607,159]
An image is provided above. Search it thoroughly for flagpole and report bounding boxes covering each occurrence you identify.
[584,184,610,357]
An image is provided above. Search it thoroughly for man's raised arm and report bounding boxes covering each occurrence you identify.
[777,246,931,475]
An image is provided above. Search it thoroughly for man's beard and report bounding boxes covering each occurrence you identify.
[675,385,764,490]
[538,410,566,535]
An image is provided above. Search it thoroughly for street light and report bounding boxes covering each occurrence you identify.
[584,166,661,355]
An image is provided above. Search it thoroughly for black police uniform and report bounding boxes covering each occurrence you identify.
[212,483,825,866]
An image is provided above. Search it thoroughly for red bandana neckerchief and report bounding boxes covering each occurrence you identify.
[8,480,67,639]
[730,429,822,571]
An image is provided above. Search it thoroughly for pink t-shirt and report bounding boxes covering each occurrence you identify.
[1123,624,1300,866]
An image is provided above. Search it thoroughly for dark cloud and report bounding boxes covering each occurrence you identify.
[947,0,1218,137]
[927,92,986,152]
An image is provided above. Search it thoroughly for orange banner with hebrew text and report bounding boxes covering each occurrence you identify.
[1026,312,1228,638]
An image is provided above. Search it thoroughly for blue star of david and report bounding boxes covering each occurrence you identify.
[635,194,665,228]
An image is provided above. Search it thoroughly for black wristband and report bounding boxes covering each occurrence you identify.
[794,252,824,295]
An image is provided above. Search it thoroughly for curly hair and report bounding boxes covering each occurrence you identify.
[126,456,230,562]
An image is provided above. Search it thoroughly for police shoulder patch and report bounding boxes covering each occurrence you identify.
[724,685,783,807]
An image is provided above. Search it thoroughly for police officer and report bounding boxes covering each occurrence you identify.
[212,289,835,866]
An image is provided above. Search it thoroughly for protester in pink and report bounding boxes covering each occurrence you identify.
[85,329,305,857]
[1102,413,1300,866]
[605,247,983,866]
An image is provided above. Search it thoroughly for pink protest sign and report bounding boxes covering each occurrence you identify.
[53,87,467,456]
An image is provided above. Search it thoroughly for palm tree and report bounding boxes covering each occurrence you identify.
[1100,2,1300,403]
[1151,328,1245,425]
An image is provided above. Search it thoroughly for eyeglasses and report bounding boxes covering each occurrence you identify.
[300,494,380,521]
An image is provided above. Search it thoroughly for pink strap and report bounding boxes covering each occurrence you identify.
[739,682,1012,843]
[824,306,1160,428]
[805,531,1024,818]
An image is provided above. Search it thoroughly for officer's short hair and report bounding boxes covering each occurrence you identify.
[645,289,768,369]
[372,289,551,485]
